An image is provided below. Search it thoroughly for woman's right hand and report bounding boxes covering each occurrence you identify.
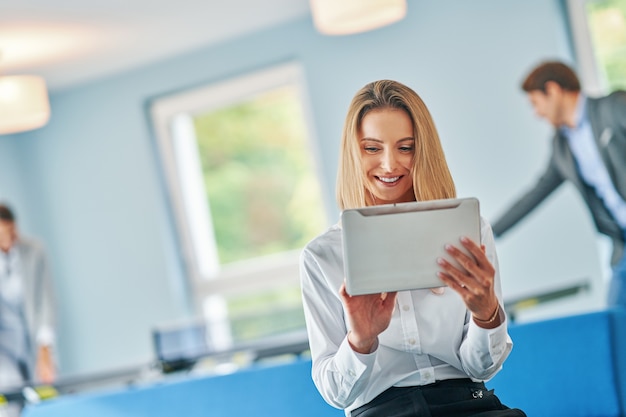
[339,282,397,354]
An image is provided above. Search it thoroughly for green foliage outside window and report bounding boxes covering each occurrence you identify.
[192,86,326,265]
[587,0,626,90]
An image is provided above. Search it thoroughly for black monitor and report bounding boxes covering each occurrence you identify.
[152,321,212,373]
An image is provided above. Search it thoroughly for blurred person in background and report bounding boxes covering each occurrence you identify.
[492,60,626,308]
[0,203,56,415]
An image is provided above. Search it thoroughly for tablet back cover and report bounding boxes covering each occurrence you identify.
[342,197,480,295]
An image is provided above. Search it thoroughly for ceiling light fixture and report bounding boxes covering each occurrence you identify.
[310,0,407,35]
[0,74,51,135]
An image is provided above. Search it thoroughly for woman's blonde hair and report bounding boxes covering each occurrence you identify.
[336,80,456,210]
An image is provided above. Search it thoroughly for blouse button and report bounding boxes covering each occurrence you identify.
[402,305,410,311]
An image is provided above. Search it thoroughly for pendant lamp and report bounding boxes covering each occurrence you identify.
[0,75,51,135]
[310,0,407,35]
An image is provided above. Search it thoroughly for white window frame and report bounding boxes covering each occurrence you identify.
[566,0,609,95]
[150,62,327,313]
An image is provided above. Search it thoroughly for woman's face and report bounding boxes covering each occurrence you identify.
[358,108,416,205]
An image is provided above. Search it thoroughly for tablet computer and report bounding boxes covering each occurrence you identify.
[341,197,480,295]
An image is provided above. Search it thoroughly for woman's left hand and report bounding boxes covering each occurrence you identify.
[436,236,500,324]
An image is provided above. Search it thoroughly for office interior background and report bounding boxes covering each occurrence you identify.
[0,0,624,380]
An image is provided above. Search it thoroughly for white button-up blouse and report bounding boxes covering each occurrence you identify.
[300,218,513,414]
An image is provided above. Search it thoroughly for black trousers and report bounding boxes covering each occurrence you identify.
[351,379,526,417]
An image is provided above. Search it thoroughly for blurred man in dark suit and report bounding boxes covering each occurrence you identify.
[492,61,626,307]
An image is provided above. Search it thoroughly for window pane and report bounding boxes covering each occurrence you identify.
[192,86,326,266]
[227,286,304,341]
[586,0,626,90]
[151,63,325,351]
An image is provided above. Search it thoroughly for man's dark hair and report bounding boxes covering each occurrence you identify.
[0,204,16,222]
[521,61,581,93]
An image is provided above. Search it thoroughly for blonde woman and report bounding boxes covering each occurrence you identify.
[300,80,525,417]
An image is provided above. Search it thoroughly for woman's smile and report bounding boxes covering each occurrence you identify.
[376,176,401,184]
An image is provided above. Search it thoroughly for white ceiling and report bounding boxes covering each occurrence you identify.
[0,0,312,90]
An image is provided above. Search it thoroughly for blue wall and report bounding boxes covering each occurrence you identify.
[0,135,26,219]
[0,0,604,376]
